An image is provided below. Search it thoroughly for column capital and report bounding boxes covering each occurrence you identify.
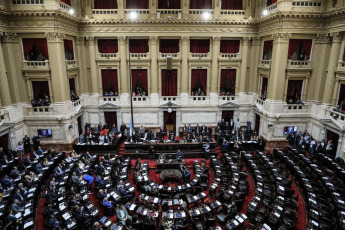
[118,36,126,42]
[315,33,331,44]
[271,33,291,43]
[212,36,220,41]
[44,32,65,42]
[181,36,189,44]
[86,36,95,45]
[242,37,251,45]
[150,36,158,44]
[252,37,261,46]
[331,32,343,43]
[75,36,85,45]
[2,32,19,42]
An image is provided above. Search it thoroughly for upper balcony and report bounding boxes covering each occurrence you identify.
[96,53,119,60]
[259,60,271,68]
[22,60,50,72]
[129,53,150,60]
[132,96,150,105]
[218,95,238,104]
[159,53,181,60]
[220,10,245,20]
[287,60,312,69]
[189,96,210,104]
[99,96,120,105]
[157,9,181,20]
[219,53,240,60]
[283,103,309,113]
[160,96,180,104]
[263,0,322,16]
[189,53,211,60]
[66,60,78,70]
[25,106,54,116]
[124,9,150,20]
[189,10,214,20]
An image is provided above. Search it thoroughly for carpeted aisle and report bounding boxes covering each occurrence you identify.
[291,182,307,229]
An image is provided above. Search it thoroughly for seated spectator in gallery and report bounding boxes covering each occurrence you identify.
[31,98,39,107]
[334,104,342,113]
[43,95,50,106]
[70,90,79,101]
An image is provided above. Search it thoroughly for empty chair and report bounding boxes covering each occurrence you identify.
[216,205,230,224]
[199,174,209,189]
[283,209,298,229]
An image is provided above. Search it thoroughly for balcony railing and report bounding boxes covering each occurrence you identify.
[287,60,311,68]
[160,96,180,104]
[189,96,210,104]
[219,95,236,102]
[283,104,308,113]
[0,111,10,123]
[256,97,264,105]
[92,9,118,15]
[98,53,118,59]
[73,98,83,108]
[27,106,54,116]
[125,9,150,19]
[23,61,50,71]
[260,60,271,67]
[189,10,214,15]
[292,0,321,7]
[157,9,180,15]
[59,1,71,12]
[100,96,120,104]
[160,53,179,58]
[130,53,149,59]
[66,60,77,67]
[190,53,210,59]
[220,10,245,15]
[329,110,345,122]
[338,61,345,69]
[12,0,44,4]
[132,96,150,104]
[220,53,239,58]
[266,3,278,12]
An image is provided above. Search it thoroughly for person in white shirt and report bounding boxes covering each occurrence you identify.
[236,119,241,134]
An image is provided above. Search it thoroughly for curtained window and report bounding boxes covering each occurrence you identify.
[126,0,149,9]
[326,130,339,153]
[222,110,234,123]
[32,81,49,100]
[132,69,148,95]
[64,40,74,60]
[61,0,71,5]
[286,80,303,103]
[262,40,273,60]
[104,112,118,128]
[337,84,345,110]
[221,0,243,10]
[288,39,312,60]
[69,78,76,93]
[190,0,212,9]
[220,40,240,53]
[0,133,9,151]
[22,38,49,61]
[261,77,268,99]
[101,69,119,94]
[159,39,180,53]
[220,69,236,95]
[158,0,181,9]
[94,0,117,9]
[191,69,207,95]
[129,39,149,53]
[164,111,176,135]
[161,69,177,96]
[266,0,277,6]
[190,39,210,53]
[98,39,118,53]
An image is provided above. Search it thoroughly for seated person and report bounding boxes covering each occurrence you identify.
[2,175,14,188]
[95,175,106,187]
[97,189,107,201]
[24,156,32,167]
[118,187,133,198]
[158,153,166,162]
[102,198,114,208]
[10,166,20,178]
[116,205,132,227]
[12,189,26,204]
[176,149,184,160]
[183,169,191,183]
[35,162,43,174]
[47,214,63,228]
[11,199,23,213]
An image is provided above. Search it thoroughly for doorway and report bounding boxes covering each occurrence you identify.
[255,114,261,134]
[164,111,176,135]
[222,110,234,123]
[104,112,117,130]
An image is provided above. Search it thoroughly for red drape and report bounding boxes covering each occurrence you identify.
[267,0,277,6]
[255,114,260,134]
[104,112,118,128]
[301,39,312,60]
[288,39,301,60]
[338,84,345,107]
[190,39,210,53]
[286,80,303,102]
[129,39,149,53]
[161,69,177,96]
[159,39,180,53]
[343,48,345,62]
[220,40,240,53]
[101,69,119,93]
[158,0,181,9]
[132,69,148,95]
[191,69,207,95]
[32,81,49,100]
[221,0,243,10]
[61,0,71,5]
[164,111,176,135]
[327,129,339,151]
[64,40,74,60]
[69,78,76,93]
[94,0,117,9]
[220,69,236,95]
[261,77,268,96]
[190,0,212,9]
[126,0,149,9]
[22,38,49,60]
[98,39,118,53]
[77,116,83,135]
[262,40,273,59]
[0,133,9,151]
[222,110,234,123]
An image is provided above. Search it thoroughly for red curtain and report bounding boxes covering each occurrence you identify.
[126,0,149,9]
[288,39,301,60]
[261,77,268,96]
[286,80,303,102]
[222,110,234,123]
[190,0,212,9]
[158,0,181,9]
[32,81,49,100]
[190,39,210,53]
[191,69,207,95]
[104,112,118,128]
[22,38,49,60]
[262,40,273,59]
[301,39,312,60]
[159,39,180,53]
[61,0,71,5]
[0,133,9,151]
[132,69,148,95]
[69,78,76,93]
[343,48,345,62]
[129,39,149,53]
[77,116,83,135]
[221,0,243,10]
[161,69,177,96]
[220,69,236,95]
[267,0,277,6]
[220,40,240,53]
[338,84,345,106]
[164,111,176,135]
[98,39,118,53]
[94,0,117,9]
[101,69,118,93]
[64,40,74,60]
[255,114,260,134]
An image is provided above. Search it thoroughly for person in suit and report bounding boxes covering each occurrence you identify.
[11,199,23,213]
[48,214,63,228]
[32,134,40,151]
[229,119,235,132]
[325,140,335,157]
[97,189,107,201]
[23,135,31,154]
[12,189,26,204]
[204,142,210,160]
[221,140,229,154]
[120,122,127,134]
[169,133,175,142]
[149,146,155,162]
[2,175,13,188]
[183,169,191,183]
[10,166,20,178]
[176,149,184,160]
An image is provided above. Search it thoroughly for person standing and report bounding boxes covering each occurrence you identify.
[23,135,31,154]
[204,142,210,159]
[236,119,241,133]
[17,142,24,160]
[32,134,40,151]
[149,146,155,162]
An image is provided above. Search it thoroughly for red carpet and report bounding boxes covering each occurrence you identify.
[291,182,307,229]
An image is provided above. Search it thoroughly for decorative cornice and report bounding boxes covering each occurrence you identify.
[86,36,95,45]
[242,37,251,45]
[44,32,65,42]
[315,33,330,44]
[331,32,343,42]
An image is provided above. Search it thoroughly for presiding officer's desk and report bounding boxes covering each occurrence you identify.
[156,159,186,172]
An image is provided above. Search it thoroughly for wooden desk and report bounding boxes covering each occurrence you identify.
[156,159,186,172]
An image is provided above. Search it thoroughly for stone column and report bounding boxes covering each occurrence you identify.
[249,37,261,94]
[119,36,128,94]
[181,36,189,94]
[45,32,70,102]
[150,36,158,94]
[75,36,89,95]
[210,36,220,94]
[268,33,290,101]
[0,34,11,107]
[86,36,99,95]
[322,32,343,105]
[239,37,250,93]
